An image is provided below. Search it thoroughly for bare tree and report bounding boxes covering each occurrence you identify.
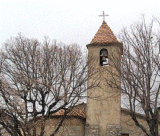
[105,17,160,136]
[0,34,99,136]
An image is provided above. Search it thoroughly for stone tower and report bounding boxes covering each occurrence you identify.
[86,21,123,136]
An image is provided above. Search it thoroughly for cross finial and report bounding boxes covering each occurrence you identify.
[99,11,109,22]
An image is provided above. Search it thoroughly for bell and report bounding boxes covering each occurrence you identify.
[102,56,106,61]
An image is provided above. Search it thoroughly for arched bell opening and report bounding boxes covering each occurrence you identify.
[100,48,108,66]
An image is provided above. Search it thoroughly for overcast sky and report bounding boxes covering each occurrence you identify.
[1,0,160,48]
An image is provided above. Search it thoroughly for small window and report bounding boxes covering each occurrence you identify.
[100,48,108,66]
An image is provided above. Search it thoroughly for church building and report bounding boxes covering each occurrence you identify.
[2,15,159,136]
[40,18,159,136]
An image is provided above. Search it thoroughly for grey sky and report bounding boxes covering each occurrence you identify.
[1,0,160,48]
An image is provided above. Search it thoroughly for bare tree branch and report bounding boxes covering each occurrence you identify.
[0,34,99,136]
[105,16,160,136]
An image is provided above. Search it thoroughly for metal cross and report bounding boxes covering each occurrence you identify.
[99,11,109,22]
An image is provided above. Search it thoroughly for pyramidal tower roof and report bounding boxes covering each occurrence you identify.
[90,21,118,44]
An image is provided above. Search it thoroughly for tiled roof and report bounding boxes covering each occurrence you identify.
[52,104,155,121]
[90,21,118,44]
[52,103,86,119]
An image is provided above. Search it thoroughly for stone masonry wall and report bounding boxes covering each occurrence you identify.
[106,124,121,136]
[85,124,121,136]
[85,125,99,136]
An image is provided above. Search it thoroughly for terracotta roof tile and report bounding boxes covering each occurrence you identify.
[90,21,118,44]
[52,104,158,121]
[52,103,86,119]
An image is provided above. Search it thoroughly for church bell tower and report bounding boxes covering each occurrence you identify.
[86,14,123,136]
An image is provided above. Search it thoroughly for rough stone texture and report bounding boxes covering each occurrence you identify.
[58,126,84,136]
[85,125,99,136]
[106,124,121,136]
[37,117,85,136]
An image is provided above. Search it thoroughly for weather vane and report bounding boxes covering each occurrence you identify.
[99,11,109,22]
